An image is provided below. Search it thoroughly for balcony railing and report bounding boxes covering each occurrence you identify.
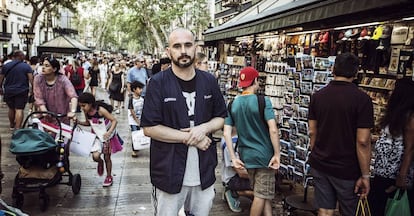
[0,32,12,41]
[222,0,240,7]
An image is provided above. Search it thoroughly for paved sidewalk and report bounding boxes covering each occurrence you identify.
[0,88,316,216]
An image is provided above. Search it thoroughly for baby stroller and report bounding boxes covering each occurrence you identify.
[9,111,81,211]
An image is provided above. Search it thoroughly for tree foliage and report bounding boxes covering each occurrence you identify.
[75,0,211,54]
[18,0,85,33]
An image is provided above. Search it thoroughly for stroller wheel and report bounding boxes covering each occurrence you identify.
[12,192,24,209]
[39,193,50,212]
[71,174,81,195]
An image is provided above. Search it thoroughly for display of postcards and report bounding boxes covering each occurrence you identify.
[302,69,314,81]
[296,146,308,161]
[282,116,291,128]
[293,89,301,104]
[280,140,291,153]
[298,107,309,120]
[281,152,290,165]
[293,171,304,184]
[295,57,303,72]
[361,77,372,85]
[291,104,300,119]
[297,121,309,135]
[284,92,293,104]
[279,164,288,177]
[369,78,386,87]
[288,119,298,135]
[300,81,313,95]
[313,71,330,83]
[302,55,314,69]
[385,79,396,89]
[280,128,290,141]
[288,149,296,162]
[313,83,327,93]
[388,47,400,74]
[265,74,275,85]
[287,165,295,180]
[289,135,298,147]
[398,49,413,75]
[285,80,294,92]
[293,72,301,88]
[274,74,286,85]
[286,67,296,79]
[314,57,330,71]
[296,134,309,148]
[299,95,310,107]
[277,63,287,74]
[269,97,283,109]
[283,104,294,117]
[293,159,306,174]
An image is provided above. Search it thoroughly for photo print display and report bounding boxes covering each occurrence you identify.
[313,71,330,83]
[280,140,291,153]
[293,72,302,88]
[282,116,291,128]
[299,95,310,107]
[298,107,309,120]
[289,119,298,135]
[296,146,308,161]
[314,57,331,71]
[284,92,293,104]
[286,68,296,80]
[295,57,303,72]
[285,80,294,92]
[297,134,309,148]
[280,128,290,141]
[302,55,314,69]
[300,81,313,95]
[283,104,294,117]
[297,121,309,135]
[302,69,314,81]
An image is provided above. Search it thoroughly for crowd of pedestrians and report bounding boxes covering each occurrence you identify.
[0,28,413,216]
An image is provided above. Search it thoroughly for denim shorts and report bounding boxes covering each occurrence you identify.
[247,168,275,200]
[311,168,359,216]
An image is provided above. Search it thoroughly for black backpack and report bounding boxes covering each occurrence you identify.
[70,71,82,86]
[227,94,267,151]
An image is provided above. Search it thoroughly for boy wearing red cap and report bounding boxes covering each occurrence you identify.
[223,66,280,216]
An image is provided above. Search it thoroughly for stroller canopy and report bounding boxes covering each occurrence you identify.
[10,129,57,155]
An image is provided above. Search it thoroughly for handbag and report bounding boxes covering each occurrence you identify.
[131,130,150,150]
[385,189,411,216]
[69,126,96,156]
[355,197,371,216]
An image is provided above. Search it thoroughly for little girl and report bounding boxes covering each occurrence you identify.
[77,92,123,187]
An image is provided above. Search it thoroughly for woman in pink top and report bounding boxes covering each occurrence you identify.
[33,57,78,124]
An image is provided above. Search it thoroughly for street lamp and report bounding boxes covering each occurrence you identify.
[18,25,35,58]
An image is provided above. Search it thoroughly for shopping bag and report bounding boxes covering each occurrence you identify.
[385,189,411,216]
[132,130,150,150]
[69,127,96,156]
[355,197,371,216]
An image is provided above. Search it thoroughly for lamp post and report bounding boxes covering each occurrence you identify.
[17,25,35,59]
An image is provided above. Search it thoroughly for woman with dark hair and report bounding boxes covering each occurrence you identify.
[369,78,414,215]
[33,57,78,124]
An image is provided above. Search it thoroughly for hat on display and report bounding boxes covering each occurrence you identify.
[360,28,368,37]
[239,66,259,88]
[321,32,329,43]
[372,25,383,40]
[381,25,392,39]
[344,29,353,38]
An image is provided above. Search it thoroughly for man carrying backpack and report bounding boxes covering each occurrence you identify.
[223,66,280,216]
[65,59,85,112]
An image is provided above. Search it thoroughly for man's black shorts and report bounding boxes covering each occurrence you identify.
[4,91,29,109]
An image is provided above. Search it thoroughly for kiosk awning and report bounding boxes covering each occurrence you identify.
[204,0,414,42]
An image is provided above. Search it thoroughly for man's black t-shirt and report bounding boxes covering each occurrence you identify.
[308,80,374,180]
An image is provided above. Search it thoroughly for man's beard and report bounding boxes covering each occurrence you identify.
[172,54,194,68]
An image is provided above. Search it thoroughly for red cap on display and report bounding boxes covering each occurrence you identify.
[239,67,259,87]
